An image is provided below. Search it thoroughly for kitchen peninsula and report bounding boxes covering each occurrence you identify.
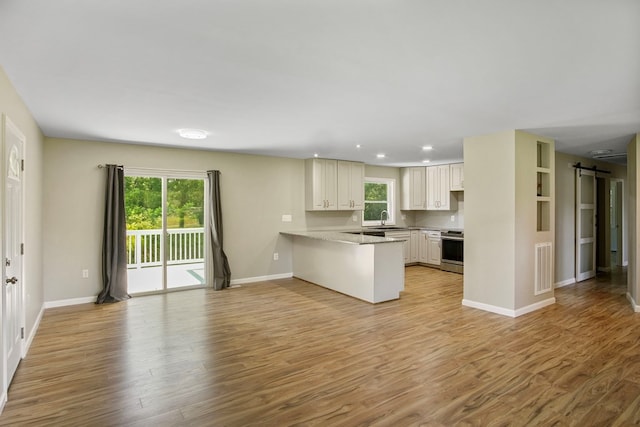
[281,231,405,303]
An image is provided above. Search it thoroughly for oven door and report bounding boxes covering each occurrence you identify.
[441,237,463,265]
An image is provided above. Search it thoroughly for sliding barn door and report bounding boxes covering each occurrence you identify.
[576,169,596,282]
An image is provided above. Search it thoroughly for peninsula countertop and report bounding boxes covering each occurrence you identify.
[280,230,404,245]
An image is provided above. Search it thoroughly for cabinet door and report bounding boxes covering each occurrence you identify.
[427,238,441,265]
[337,161,352,210]
[426,166,439,210]
[450,163,464,191]
[410,230,419,263]
[437,165,451,210]
[401,167,426,210]
[419,232,429,263]
[349,162,364,210]
[305,158,337,210]
[324,159,338,210]
[337,161,364,211]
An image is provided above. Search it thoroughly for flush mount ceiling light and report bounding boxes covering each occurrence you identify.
[590,149,612,157]
[376,153,386,158]
[422,145,433,151]
[422,159,430,163]
[178,128,208,140]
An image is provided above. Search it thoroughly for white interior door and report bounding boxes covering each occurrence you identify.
[576,168,596,282]
[3,116,24,388]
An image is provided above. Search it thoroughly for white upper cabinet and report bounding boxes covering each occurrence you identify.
[400,167,426,210]
[426,165,457,211]
[305,158,338,210]
[450,163,464,191]
[337,161,364,210]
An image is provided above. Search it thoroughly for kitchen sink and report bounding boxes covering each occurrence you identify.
[346,231,386,237]
[372,226,407,230]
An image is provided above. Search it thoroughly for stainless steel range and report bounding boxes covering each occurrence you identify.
[441,230,463,274]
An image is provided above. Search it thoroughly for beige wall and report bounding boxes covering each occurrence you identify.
[42,139,409,301]
[0,66,45,340]
[554,151,627,285]
[463,130,516,309]
[628,135,638,304]
[513,131,554,310]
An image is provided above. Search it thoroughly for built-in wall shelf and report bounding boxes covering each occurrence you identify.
[536,141,552,232]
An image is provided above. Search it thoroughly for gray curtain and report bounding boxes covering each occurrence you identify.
[96,164,130,303]
[206,170,231,290]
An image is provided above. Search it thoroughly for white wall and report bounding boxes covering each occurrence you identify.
[0,66,45,346]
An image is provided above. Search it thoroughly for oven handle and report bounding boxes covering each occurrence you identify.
[442,236,464,241]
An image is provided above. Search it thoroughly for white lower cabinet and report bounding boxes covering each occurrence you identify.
[427,233,441,266]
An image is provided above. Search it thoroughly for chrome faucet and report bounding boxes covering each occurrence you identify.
[380,209,388,226]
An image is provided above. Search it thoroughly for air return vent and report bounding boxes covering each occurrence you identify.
[535,242,553,295]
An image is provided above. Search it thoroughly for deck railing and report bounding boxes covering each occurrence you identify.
[126,227,205,269]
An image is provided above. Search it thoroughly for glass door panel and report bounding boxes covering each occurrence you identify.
[167,178,205,288]
[125,176,164,293]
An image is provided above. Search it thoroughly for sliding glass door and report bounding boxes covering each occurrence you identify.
[125,172,206,294]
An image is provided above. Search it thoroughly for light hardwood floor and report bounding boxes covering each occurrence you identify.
[1,266,639,426]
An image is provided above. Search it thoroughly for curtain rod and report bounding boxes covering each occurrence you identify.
[97,164,216,174]
[572,162,611,175]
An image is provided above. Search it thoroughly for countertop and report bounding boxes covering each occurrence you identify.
[280,231,404,245]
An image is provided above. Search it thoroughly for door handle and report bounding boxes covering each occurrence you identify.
[5,276,17,284]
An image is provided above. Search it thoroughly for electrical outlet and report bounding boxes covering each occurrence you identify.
[450,215,455,222]
[352,214,358,222]
[82,269,89,278]
[273,252,279,261]
[282,214,292,222]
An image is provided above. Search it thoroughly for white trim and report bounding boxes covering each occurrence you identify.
[462,297,556,318]
[626,293,640,313]
[44,296,96,309]
[362,177,396,226]
[555,277,576,288]
[0,391,6,414]
[230,272,293,285]
[462,299,516,317]
[22,303,44,358]
[514,298,556,317]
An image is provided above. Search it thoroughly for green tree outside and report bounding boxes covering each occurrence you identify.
[364,182,388,221]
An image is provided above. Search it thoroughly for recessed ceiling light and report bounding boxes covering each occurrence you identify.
[422,159,430,163]
[314,153,319,158]
[178,128,208,140]
[356,144,361,148]
[422,145,433,151]
[376,153,386,159]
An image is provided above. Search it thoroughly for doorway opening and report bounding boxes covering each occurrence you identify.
[124,171,207,294]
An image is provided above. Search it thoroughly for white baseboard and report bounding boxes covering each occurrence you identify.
[462,299,516,317]
[555,278,576,288]
[462,297,556,318]
[23,303,45,358]
[0,391,6,415]
[626,293,640,313]
[230,272,293,285]
[44,296,96,309]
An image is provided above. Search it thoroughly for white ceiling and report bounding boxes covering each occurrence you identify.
[1,0,638,166]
